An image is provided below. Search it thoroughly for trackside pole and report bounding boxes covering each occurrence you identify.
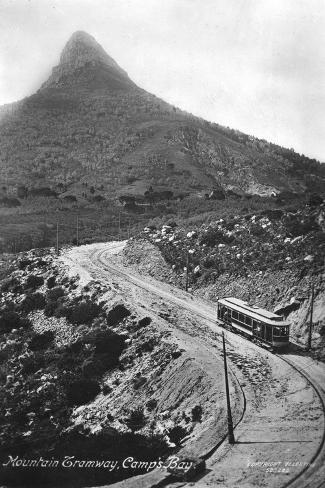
[56,222,59,255]
[222,331,235,444]
[307,281,315,350]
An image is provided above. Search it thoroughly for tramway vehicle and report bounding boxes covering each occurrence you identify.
[217,297,290,350]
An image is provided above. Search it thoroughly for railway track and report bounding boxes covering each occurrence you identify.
[80,243,325,488]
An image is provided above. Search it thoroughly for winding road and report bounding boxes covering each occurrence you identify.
[62,241,325,488]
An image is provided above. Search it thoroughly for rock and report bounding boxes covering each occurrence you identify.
[304,255,314,262]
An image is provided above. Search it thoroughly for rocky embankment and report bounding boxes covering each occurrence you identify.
[0,247,233,487]
[119,203,325,359]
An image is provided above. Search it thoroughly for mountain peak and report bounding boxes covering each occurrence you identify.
[41,31,133,90]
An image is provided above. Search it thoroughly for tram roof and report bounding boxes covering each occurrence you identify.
[218,297,289,325]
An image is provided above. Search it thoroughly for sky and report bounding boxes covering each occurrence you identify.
[0,0,324,161]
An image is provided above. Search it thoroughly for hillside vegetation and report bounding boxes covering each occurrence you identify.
[0,31,324,254]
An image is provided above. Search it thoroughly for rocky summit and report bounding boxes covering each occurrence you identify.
[41,31,134,91]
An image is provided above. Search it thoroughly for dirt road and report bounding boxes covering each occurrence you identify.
[61,241,325,488]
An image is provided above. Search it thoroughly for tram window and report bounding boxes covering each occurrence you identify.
[239,313,245,323]
[232,311,238,319]
[274,327,287,336]
[245,316,252,326]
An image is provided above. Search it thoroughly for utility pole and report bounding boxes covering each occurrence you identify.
[222,332,235,444]
[185,251,190,292]
[307,281,315,350]
[76,215,79,246]
[56,222,59,255]
[118,211,121,241]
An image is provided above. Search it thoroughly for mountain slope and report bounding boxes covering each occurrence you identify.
[0,31,324,202]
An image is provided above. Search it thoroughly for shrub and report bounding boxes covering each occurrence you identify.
[46,286,65,301]
[167,425,187,446]
[68,300,102,325]
[21,353,45,375]
[106,305,131,327]
[102,384,112,395]
[125,407,146,432]
[20,292,46,313]
[137,317,152,329]
[137,338,156,353]
[146,398,157,411]
[18,259,32,270]
[0,310,31,333]
[66,379,101,406]
[47,276,56,289]
[25,275,44,290]
[106,304,131,326]
[0,197,21,207]
[200,228,234,247]
[92,329,125,356]
[1,277,21,293]
[44,300,58,317]
[29,331,54,351]
[191,405,203,422]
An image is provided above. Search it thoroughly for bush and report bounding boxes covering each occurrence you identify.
[44,300,58,317]
[200,228,234,247]
[25,275,44,290]
[46,286,65,301]
[47,276,56,289]
[18,259,32,270]
[68,300,102,325]
[137,338,156,353]
[167,425,187,446]
[92,329,125,356]
[191,405,203,422]
[146,398,157,411]
[21,353,45,375]
[66,379,101,406]
[125,407,146,432]
[29,331,54,351]
[1,277,21,293]
[137,317,152,329]
[106,304,131,326]
[20,292,46,313]
[0,310,31,333]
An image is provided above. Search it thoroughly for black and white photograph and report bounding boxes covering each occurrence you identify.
[0,1,324,487]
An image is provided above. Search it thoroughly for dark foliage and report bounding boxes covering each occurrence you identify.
[0,310,31,334]
[65,379,100,406]
[106,304,131,326]
[191,405,203,422]
[20,292,46,313]
[167,425,187,445]
[137,316,152,329]
[25,275,44,290]
[46,286,65,301]
[29,331,55,351]
[46,276,57,289]
[125,407,147,432]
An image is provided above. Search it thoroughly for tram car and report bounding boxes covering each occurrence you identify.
[217,297,290,350]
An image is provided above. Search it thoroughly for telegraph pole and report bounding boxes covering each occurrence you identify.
[56,222,59,255]
[307,281,315,350]
[185,251,190,292]
[222,332,235,444]
[118,211,121,241]
[76,215,79,246]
